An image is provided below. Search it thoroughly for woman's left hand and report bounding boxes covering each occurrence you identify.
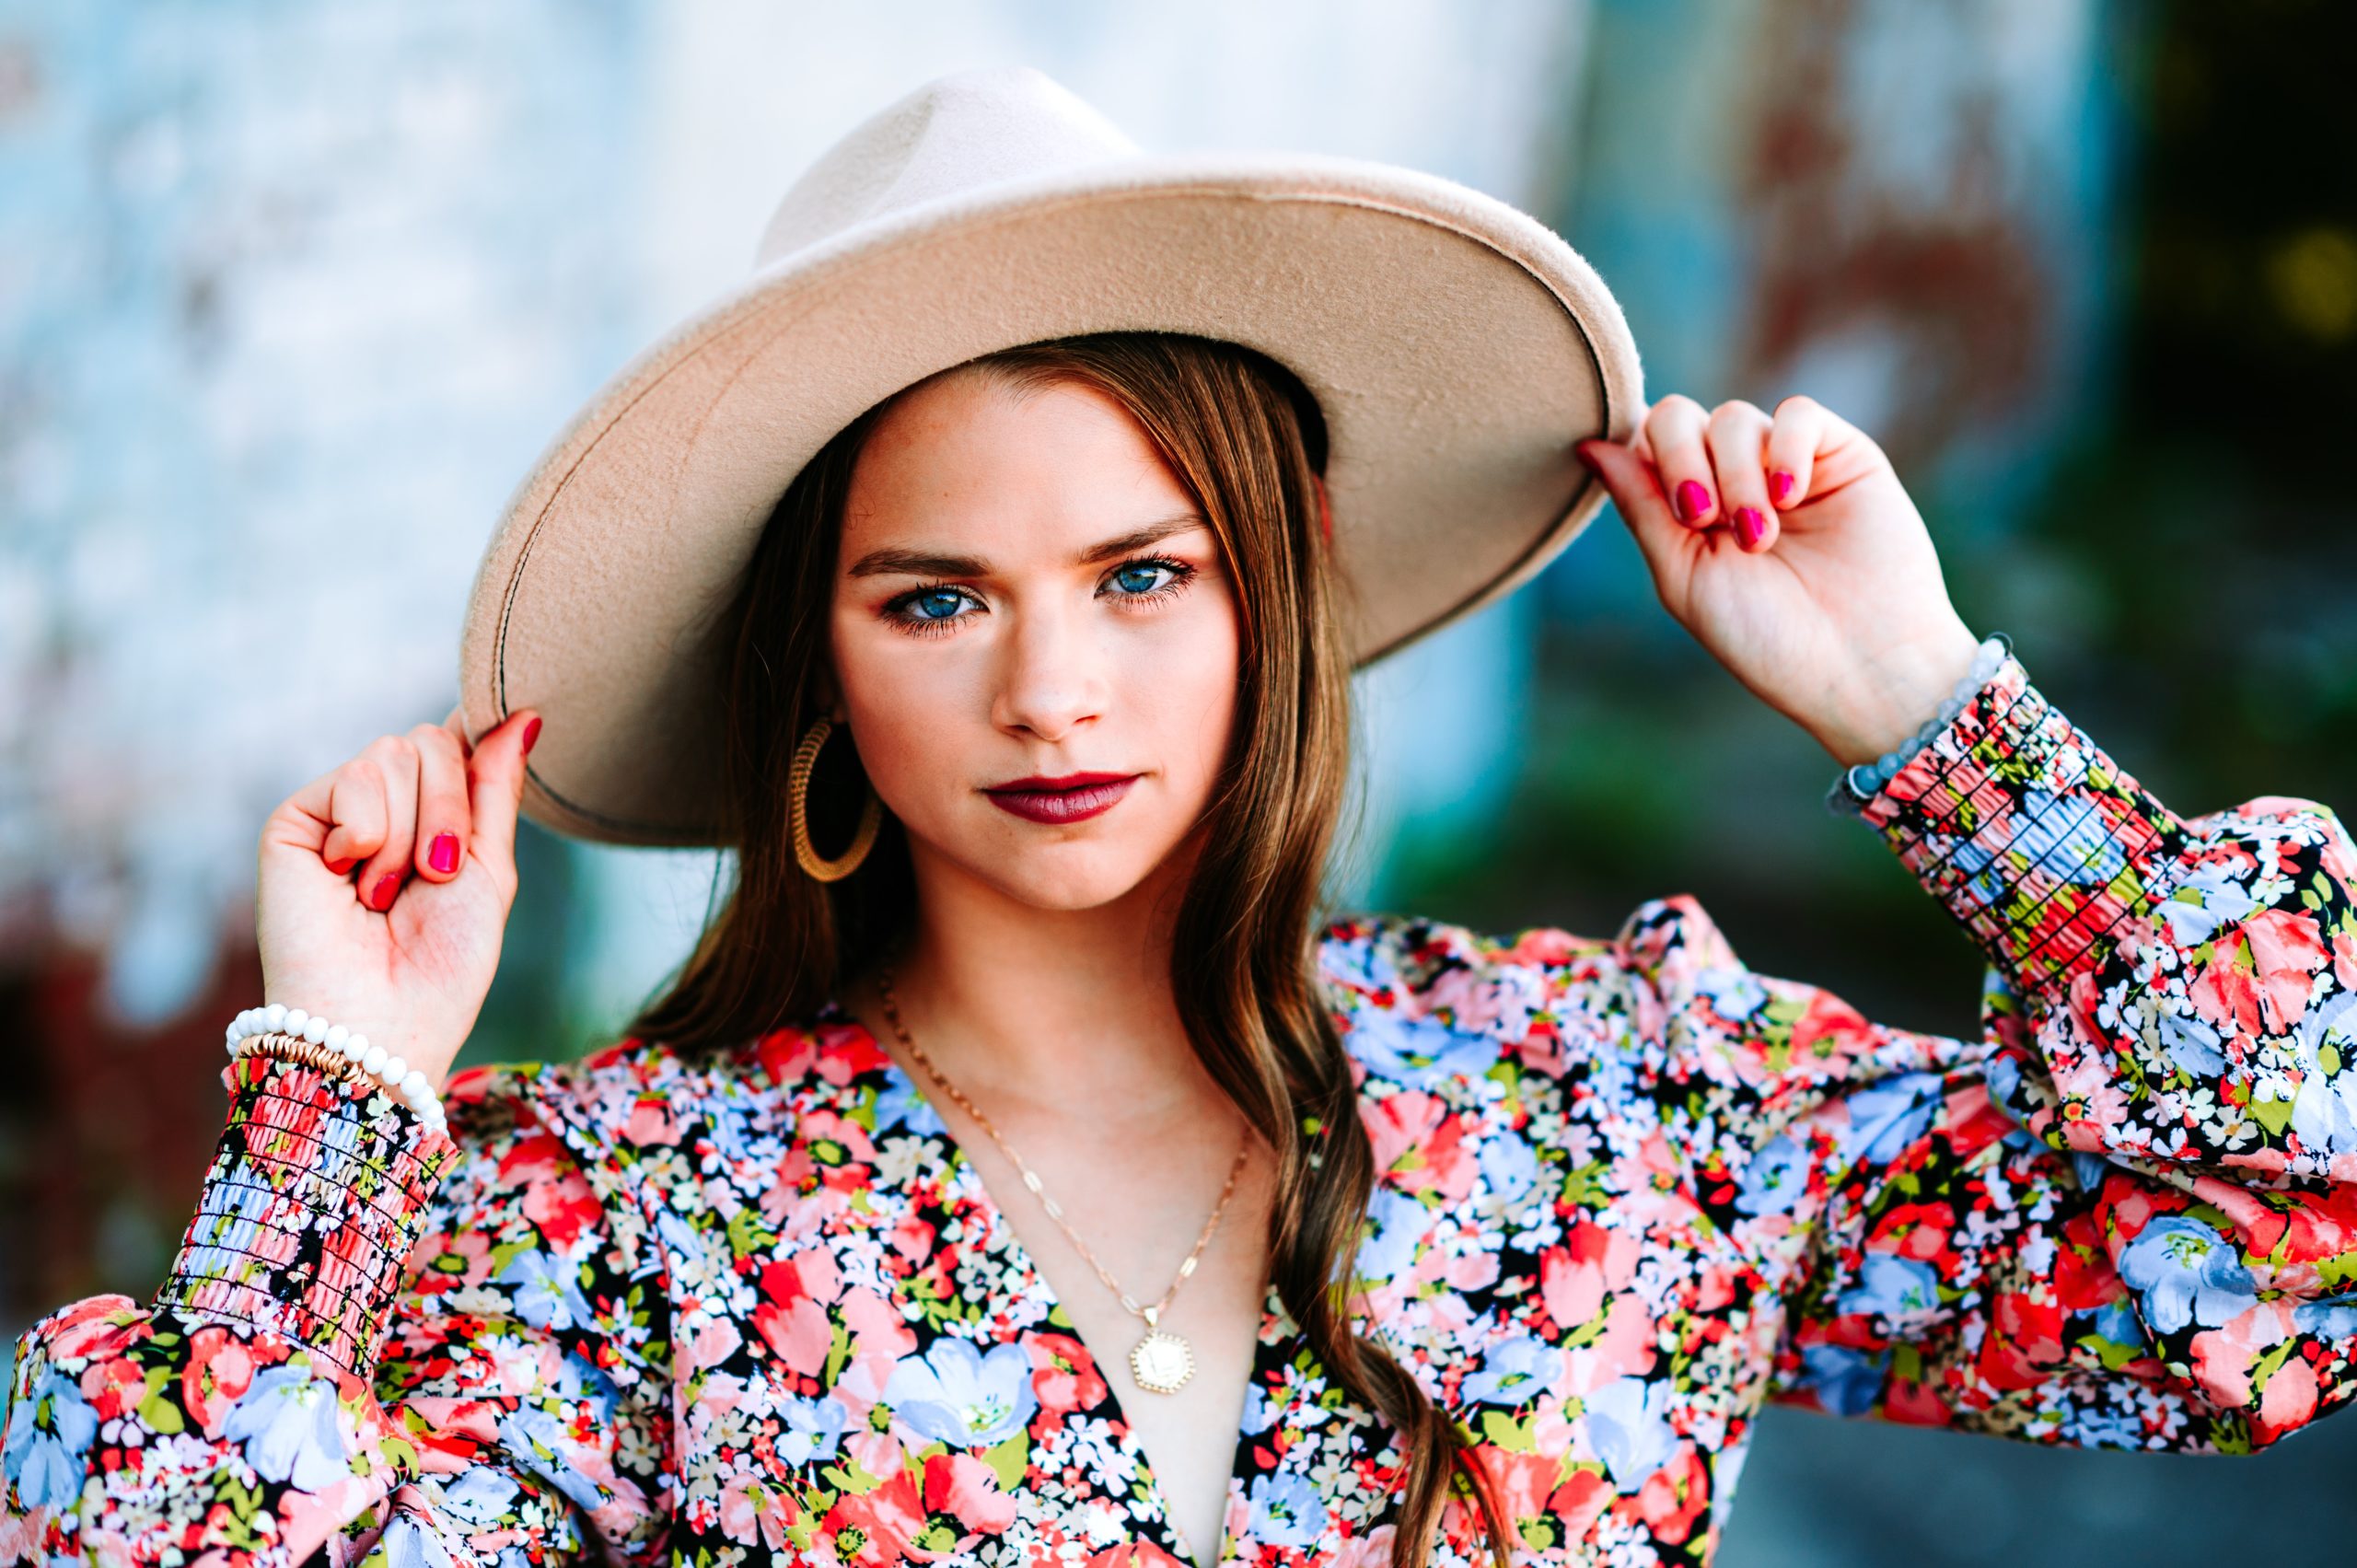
[1577,395,1984,769]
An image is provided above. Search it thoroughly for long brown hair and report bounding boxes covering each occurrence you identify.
[626,331,1513,1568]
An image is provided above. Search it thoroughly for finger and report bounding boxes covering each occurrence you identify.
[1577,438,1687,582]
[1705,400,1778,552]
[1764,395,1840,509]
[464,709,541,883]
[318,760,390,878]
[354,734,420,913]
[410,720,472,883]
[1639,395,1718,529]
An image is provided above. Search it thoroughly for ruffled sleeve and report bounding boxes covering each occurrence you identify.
[1,1053,676,1566]
[1620,647,2357,1448]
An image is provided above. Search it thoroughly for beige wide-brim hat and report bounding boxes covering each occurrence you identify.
[458,64,1643,847]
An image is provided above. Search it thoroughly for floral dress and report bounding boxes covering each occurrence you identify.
[7,647,2357,1568]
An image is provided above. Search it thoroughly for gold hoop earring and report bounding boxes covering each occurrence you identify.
[788,715,883,882]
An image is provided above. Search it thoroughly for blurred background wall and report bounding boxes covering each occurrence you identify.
[3,2,2352,1562]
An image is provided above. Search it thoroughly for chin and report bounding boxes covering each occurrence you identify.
[978,852,1171,912]
[925,814,1194,912]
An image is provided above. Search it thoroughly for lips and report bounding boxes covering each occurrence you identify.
[982,772,1141,825]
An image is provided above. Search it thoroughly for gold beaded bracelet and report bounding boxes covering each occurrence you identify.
[238,1030,374,1084]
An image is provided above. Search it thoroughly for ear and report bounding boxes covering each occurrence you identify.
[807,659,847,724]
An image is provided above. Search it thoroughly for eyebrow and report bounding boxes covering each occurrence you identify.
[844,512,1209,578]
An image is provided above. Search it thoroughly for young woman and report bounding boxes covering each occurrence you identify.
[10,71,2357,1568]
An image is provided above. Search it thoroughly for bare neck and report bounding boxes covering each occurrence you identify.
[853,839,1208,1114]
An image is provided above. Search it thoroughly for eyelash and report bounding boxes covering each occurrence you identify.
[879,555,1199,637]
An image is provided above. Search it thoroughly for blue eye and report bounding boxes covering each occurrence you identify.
[1109,562,1178,596]
[881,583,981,634]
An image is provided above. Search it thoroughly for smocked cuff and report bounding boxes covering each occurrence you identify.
[156,1053,460,1376]
[1855,651,2197,991]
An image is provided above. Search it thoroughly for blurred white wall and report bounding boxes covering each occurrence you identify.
[0,2,656,1024]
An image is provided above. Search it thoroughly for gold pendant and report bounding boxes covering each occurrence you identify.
[1129,1307,1195,1394]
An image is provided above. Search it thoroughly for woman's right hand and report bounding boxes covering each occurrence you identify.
[253,705,542,1092]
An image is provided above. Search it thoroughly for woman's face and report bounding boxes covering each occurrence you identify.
[828,369,1241,912]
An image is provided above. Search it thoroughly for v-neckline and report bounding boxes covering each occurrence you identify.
[816,999,1290,1568]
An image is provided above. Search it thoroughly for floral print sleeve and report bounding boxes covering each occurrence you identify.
[0,1054,674,1568]
[1627,647,2357,1449]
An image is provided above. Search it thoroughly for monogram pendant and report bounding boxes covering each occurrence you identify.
[1130,1326,1195,1393]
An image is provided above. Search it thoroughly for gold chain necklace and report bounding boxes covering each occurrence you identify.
[874,963,1250,1395]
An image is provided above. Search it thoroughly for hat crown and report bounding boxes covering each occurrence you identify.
[753,65,1142,268]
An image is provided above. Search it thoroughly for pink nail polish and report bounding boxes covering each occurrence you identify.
[521,714,542,754]
[1736,506,1766,548]
[1575,443,1604,478]
[1675,480,1712,523]
[370,872,401,911]
[1770,470,1795,505]
[429,831,459,874]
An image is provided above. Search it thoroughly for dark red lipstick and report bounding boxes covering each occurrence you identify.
[982,771,1140,824]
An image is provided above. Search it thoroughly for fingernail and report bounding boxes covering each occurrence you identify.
[1736,506,1766,548]
[1674,480,1712,523]
[429,831,459,874]
[521,714,542,754]
[370,872,401,911]
[1770,470,1796,505]
[326,854,357,876]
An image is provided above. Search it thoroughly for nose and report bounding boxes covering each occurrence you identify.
[988,597,1107,743]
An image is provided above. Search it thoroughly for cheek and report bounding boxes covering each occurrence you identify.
[1120,593,1240,788]
[827,613,980,819]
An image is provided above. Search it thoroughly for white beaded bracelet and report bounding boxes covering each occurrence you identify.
[225,1004,447,1132]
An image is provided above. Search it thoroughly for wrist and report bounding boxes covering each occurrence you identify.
[1808,620,1985,768]
[1821,631,2014,819]
[260,992,457,1084]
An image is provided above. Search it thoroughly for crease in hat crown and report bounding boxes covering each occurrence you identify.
[461,60,1643,847]
[755,66,1143,266]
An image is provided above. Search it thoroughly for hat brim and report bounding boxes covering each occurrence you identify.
[459,150,1643,846]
